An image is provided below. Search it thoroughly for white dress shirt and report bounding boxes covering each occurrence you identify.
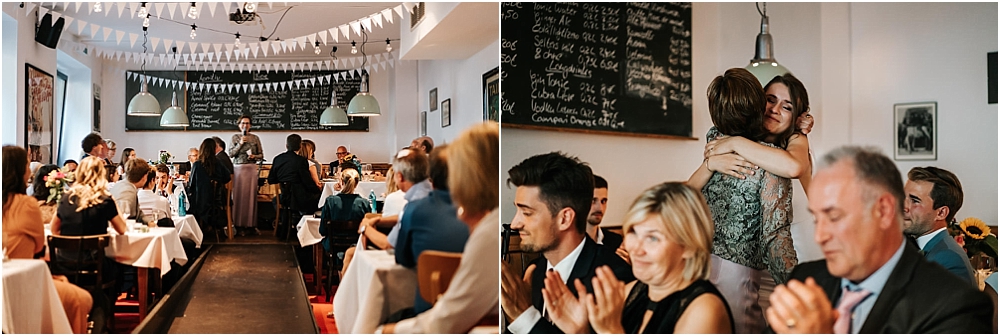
[137,189,171,221]
[915,227,947,250]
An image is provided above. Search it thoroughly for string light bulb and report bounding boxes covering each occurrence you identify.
[244,2,257,13]
[234,32,241,47]
[190,24,197,39]
[351,41,357,54]
[137,2,148,18]
[314,41,321,55]
[187,2,198,19]
[93,2,102,12]
[142,14,150,28]
[385,38,392,52]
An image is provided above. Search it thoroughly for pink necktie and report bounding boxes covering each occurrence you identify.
[834,286,872,334]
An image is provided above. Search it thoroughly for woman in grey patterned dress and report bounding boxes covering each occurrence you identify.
[229,115,264,235]
[686,69,803,334]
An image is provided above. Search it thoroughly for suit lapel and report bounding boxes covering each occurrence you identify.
[567,238,598,295]
[922,230,945,253]
[858,244,921,333]
[531,257,547,310]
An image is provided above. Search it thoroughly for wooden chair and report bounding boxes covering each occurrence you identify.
[502,224,540,276]
[225,180,234,240]
[417,250,463,305]
[47,234,115,332]
[322,219,360,302]
[272,183,283,235]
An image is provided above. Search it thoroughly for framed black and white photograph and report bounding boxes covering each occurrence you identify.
[894,102,937,161]
[483,67,499,122]
[25,63,54,164]
[429,88,438,111]
[441,98,451,128]
[420,111,427,136]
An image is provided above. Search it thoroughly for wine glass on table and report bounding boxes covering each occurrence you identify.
[362,164,373,182]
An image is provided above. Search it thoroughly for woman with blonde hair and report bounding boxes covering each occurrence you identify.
[381,122,500,333]
[381,167,406,217]
[319,168,370,252]
[544,182,734,334]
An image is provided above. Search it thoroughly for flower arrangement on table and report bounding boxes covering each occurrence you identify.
[158,150,174,165]
[43,169,74,204]
[340,154,362,174]
[949,217,998,260]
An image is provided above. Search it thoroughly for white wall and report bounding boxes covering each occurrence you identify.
[501,2,998,263]
[418,39,499,144]
[1,3,58,150]
[2,12,18,145]
[55,47,98,164]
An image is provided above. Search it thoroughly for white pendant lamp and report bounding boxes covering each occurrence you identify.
[320,91,349,126]
[347,28,381,116]
[160,92,189,127]
[128,27,161,116]
[745,2,791,86]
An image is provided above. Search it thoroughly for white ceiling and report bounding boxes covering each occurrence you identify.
[41,2,402,61]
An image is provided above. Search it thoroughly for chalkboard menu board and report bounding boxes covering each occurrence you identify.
[124,70,369,132]
[500,2,693,139]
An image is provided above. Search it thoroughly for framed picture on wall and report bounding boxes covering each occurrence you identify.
[429,88,438,111]
[93,84,101,132]
[483,67,499,122]
[893,101,937,161]
[25,63,54,164]
[420,111,427,136]
[441,99,451,128]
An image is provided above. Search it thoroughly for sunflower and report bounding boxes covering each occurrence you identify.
[959,217,990,240]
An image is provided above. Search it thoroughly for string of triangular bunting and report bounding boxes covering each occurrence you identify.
[25,2,414,59]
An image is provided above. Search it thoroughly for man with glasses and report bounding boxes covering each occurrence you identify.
[328,145,354,176]
[229,115,264,235]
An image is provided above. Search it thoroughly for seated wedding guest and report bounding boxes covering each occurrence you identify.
[411,136,434,154]
[115,147,136,182]
[212,136,234,177]
[587,175,623,250]
[766,146,991,333]
[339,166,407,279]
[30,164,61,223]
[359,148,431,249]
[544,182,734,333]
[502,152,634,333]
[319,168,370,253]
[153,164,175,197]
[188,139,231,233]
[63,159,78,173]
[268,134,321,240]
[3,146,94,334]
[380,122,500,334]
[138,169,171,223]
[299,139,323,189]
[110,158,151,223]
[328,146,353,175]
[901,167,975,284]
[105,140,120,183]
[395,145,470,315]
[50,156,127,334]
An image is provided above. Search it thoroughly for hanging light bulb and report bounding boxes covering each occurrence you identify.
[319,91,349,126]
[234,32,241,47]
[128,28,161,117]
[347,28,380,117]
[745,2,791,85]
[142,14,150,28]
[137,2,148,18]
[93,2,102,12]
[187,2,198,19]
[243,2,257,13]
[350,41,357,54]
[385,38,392,52]
[190,24,197,39]
[314,41,321,55]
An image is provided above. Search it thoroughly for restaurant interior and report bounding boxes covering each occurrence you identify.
[2,1,498,333]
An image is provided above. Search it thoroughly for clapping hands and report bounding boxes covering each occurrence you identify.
[542,266,627,334]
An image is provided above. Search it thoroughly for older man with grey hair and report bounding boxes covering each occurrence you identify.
[766,146,990,334]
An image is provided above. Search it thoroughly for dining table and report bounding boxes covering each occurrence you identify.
[2,258,74,334]
[332,248,417,334]
[296,215,324,292]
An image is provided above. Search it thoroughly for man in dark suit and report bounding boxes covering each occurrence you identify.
[766,146,991,333]
[586,175,624,254]
[267,134,321,240]
[502,152,633,334]
[212,136,235,176]
[901,166,975,284]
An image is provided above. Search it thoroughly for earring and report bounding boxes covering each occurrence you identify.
[456,206,465,218]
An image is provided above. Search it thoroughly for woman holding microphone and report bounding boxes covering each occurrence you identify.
[229,115,264,236]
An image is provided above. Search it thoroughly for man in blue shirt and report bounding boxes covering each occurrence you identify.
[766,146,990,333]
[902,166,975,284]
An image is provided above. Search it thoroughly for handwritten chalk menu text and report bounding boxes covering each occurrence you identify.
[501,2,692,138]
[124,70,368,131]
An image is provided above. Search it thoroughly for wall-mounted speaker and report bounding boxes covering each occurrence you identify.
[34,13,64,49]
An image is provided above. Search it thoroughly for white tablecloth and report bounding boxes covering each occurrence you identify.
[296,216,323,247]
[2,259,73,334]
[172,214,203,248]
[106,227,188,276]
[333,249,417,334]
[318,181,387,208]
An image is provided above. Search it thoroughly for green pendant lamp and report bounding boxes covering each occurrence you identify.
[160,92,189,127]
[128,27,161,116]
[347,27,380,116]
[745,2,791,86]
[320,90,349,126]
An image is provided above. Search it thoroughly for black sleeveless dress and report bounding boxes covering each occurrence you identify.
[621,279,735,333]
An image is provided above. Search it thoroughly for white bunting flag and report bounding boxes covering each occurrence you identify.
[319,30,328,45]
[361,17,372,32]
[212,43,222,53]
[206,1,217,18]
[339,25,350,40]
[166,3,177,19]
[90,23,100,38]
[125,52,132,63]
[382,9,394,24]
[76,19,87,34]
[74,2,82,13]
[153,2,164,17]
[150,37,160,52]
[261,42,270,57]
[328,28,339,43]
[115,2,126,18]
[102,27,113,41]
[129,32,138,48]
[350,21,362,36]
[373,13,383,28]
[115,30,125,45]
[200,43,210,53]
[393,5,404,18]
[251,44,259,58]
[62,15,75,29]
[163,39,173,52]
